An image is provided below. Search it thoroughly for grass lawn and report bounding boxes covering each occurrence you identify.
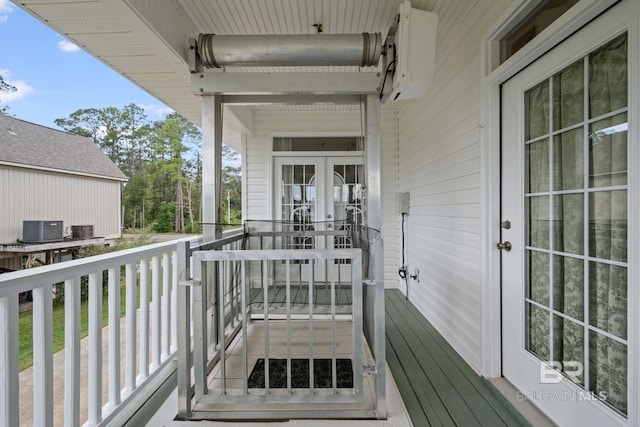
[17,274,157,371]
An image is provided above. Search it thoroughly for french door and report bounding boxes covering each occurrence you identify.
[501,2,636,425]
[274,156,364,281]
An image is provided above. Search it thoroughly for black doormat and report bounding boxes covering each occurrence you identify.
[248,358,353,388]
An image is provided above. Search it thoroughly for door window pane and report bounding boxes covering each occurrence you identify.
[553,316,584,385]
[527,303,550,360]
[553,127,583,191]
[589,262,627,340]
[553,60,584,130]
[552,194,583,255]
[527,250,549,305]
[553,255,583,320]
[281,164,316,251]
[527,196,550,249]
[589,33,627,119]
[526,80,550,140]
[589,113,628,188]
[527,138,549,193]
[589,190,627,263]
[589,331,627,414]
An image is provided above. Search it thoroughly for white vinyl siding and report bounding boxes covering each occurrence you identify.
[0,166,122,243]
[396,0,511,372]
[244,110,399,287]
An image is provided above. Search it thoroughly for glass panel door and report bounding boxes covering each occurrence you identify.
[501,17,632,424]
[523,34,628,415]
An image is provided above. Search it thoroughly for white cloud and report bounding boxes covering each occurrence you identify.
[0,0,13,23]
[0,69,34,103]
[57,39,81,53]
[138,103,174,119]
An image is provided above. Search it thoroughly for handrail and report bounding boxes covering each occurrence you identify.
[0,229,245,426]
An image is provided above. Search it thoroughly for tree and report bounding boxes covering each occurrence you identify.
[0,75,16,114]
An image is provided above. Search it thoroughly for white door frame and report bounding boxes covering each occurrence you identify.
[480,0,638,423]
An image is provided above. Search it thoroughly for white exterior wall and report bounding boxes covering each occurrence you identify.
[244,110,400,286]
[395,0,511,372]
[0,165,123,243]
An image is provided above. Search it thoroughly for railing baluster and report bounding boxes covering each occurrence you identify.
[352,252,364,398]
[0,295,19,426]
[108,266,121,406]
[331,261,337,394]
[177,241,192,419]
[64,278,81,427]
[88,272,103,424]
[125,262,137,392]
[139,258,150,378]
[263,259,269,393]
[162,253,171,360]
[308,265,314,393]
[171,251,178,352]
[286,259,292,394]
[219,261,226,395]
[152,255,161,368]
[32,285,53,427]
[241,261,248,395]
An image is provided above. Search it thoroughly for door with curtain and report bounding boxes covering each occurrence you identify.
[274,156,364,282]
[501,3,635,425]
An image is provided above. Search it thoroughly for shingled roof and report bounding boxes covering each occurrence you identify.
[0,114,127,181]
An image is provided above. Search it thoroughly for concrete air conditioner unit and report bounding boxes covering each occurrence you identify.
[23,220,64,243]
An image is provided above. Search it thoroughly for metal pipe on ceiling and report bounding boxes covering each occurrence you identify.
[197,33,382,68]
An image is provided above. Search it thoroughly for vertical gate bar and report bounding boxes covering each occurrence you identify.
[219,261,227,395]
[286,259,292,393]
[32,285,53,427]
[324,234,328,290]
[177,241,192,419]
[172,251,179,352]
[263,259,270,393]
[139,258,150,377]
[374,238,387,418]
[108,267,122,406]
[64,278,81,427]
[211,256,218,349]
[241,261,248,395]
[308,265,314,393]
[152,255,162,368]
[88,272,102,424]
[229,256,236,327]
[125,262,137,392]
[193,261,208,398]
[162,253,171,359]
[0,295,19,427]
[352,251,364,399]
[331,260,337,394]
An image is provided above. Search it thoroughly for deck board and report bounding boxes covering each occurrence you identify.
[385,289,530,427]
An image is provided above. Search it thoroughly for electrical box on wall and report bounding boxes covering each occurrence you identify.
[398,192,410,214]
[387,1,438,101]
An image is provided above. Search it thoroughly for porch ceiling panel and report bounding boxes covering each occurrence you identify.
[15,0,437,141]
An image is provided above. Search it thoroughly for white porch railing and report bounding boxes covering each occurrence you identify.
[0,231,243,426]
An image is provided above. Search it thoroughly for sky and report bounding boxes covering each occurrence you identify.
[0,0,173,130]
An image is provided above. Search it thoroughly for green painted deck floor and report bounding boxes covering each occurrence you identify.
[247,287,529,426]
[386,289,529,427]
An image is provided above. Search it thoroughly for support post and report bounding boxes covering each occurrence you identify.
[364,94,387,419]
[201,95,224,240]
[364,95,382,231]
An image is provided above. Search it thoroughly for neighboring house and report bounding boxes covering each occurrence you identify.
[0,114,127,270]
[5,1,637,426]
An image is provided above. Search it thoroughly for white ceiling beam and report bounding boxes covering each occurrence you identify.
[224,106,254,135]
[191,72,381,95]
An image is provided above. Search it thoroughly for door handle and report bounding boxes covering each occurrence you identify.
[496,241,512,251]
